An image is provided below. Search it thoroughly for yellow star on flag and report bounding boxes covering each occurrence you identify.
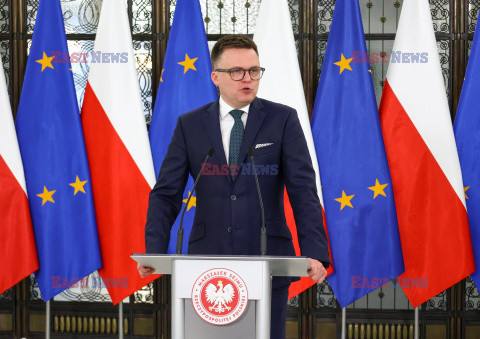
[160,69,165,82]
[368,179,388,199]
[36,52,55,72]
[69,175,88,195]
[37,186,56,206]
[465,186,470,199]
[334,53,353,74]
[183,192,196,211]
[335,190,355,210]
[178,54,198,74]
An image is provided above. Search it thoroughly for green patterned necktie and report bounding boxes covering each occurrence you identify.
[228,109,245,180]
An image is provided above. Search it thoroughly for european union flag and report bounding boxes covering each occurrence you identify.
[149,0,217,254]
[311,0,404,307]
[15,0,101,301]
[454,19,480,290]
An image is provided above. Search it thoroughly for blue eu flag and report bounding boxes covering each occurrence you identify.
[149,0,217,254]
[311,0,404,307]
[15,0,101,301]
[454,19,480,290]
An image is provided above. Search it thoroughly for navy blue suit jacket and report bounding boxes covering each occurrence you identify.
[145,97,330,286]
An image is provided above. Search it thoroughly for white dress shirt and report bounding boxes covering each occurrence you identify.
[219,96,250,164]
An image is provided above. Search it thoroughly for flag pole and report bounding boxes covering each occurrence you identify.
[119,301,124,338]
[341,307,346,339]
[46,300,51,339]
[414,307,419,339]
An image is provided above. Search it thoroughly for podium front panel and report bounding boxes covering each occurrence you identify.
[172,258,271,338]
[174,260,266,300]
[184,299,256,338]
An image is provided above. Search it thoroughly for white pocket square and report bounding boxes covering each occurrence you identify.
[255,143,273,149]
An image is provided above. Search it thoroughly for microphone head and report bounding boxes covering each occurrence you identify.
[247,147,255,157]
[207,147,215,156]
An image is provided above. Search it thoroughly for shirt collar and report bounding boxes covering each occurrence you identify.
[219,96,250,120]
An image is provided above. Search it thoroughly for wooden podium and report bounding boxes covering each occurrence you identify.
[132,254,310,339]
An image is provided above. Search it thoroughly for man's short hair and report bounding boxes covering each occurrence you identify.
[211,35,259,68]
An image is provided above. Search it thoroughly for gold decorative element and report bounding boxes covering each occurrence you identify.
[83,316,88,333]
[394,1,401,8]
[78,316,82,333]
[112,318,117,334]
[66,316,70,332]
[72,316,76,333]
[124,318,128,334]
[204,17,210,23]
[95,317,99,333]
[89,317,94,333]
[231,16,237,23]
[380,16,387,23]
[366,2,373,9]
[217,2,224,9]
[101,317,105,333]
[60,315,65,332]
[107,317,111,334]
[245,2,251,8]
[54,315,59,332]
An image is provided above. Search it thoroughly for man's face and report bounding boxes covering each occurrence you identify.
[211,48,260,109]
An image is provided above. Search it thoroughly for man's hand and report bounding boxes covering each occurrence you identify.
[137,263,155,278]
[307,258,327,283]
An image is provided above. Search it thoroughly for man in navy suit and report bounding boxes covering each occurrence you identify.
[139,35,330,338]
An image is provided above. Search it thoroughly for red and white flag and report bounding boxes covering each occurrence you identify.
[253,0,333,299]
[0,55,38,295]
[379,0,475,307]
[81,0,158,304]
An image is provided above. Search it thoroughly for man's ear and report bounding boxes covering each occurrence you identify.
[211,71,219,86]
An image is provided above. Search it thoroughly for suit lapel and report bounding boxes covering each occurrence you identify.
[237,98,265,168]
[203,100,232,185]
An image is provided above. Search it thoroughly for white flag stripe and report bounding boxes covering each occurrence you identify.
[386,0,465,205]
[0,54,27,193]
[88,0,155,188]
[254,0,324,205]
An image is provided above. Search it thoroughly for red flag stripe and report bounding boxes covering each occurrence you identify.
[81,82,157,304]
[380,81,475,307]
[0,155,38,294]
[286,191,334,299]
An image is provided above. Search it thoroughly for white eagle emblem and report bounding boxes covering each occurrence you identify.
[205,280,235,313]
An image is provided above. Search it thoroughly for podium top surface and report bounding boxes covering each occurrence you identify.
[131,254,311,277]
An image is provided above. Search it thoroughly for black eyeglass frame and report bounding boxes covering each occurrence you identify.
[215,67,266,81]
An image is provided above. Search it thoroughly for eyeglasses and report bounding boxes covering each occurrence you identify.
[215,67,265,81]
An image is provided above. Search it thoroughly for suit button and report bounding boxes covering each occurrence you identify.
[227,227,233,232]
[231,195,237,201]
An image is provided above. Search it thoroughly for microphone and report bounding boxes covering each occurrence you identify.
[176,147,215,254]
[248,147,267,255]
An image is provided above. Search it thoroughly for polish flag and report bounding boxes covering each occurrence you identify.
[253,0,333,299]
[379,0,475,307]
[81,0,158,304]
[0,55,38,295]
